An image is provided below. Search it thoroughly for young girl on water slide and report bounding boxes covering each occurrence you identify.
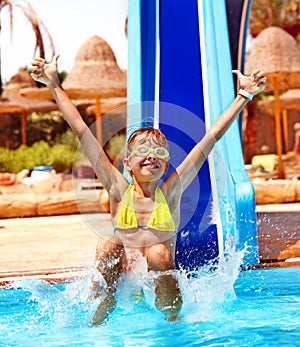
[31,55,266,324]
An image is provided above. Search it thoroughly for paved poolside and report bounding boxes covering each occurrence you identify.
[0,213,113,286]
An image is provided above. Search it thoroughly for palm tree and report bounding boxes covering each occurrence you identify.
[0,0,55,93]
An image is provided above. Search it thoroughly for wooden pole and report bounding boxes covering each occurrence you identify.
[21,111,27,145]
[282,109,289,153]
[272,75,285,179]
[94,93,102,145]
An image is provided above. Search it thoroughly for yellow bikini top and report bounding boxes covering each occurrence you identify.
[115,184,176,232]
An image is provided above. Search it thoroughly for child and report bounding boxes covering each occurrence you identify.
[30,55,266,324]
[293,122,300,155]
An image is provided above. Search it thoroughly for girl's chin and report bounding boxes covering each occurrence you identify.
[139,168,162,178]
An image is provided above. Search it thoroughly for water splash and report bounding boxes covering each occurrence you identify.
[178,234,245,323]
[12,235,246,327]
[11,278,93,328]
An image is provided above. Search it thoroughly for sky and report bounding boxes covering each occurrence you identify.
[1,0,128,83]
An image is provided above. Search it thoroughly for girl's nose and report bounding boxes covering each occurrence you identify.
[147,153,157,161]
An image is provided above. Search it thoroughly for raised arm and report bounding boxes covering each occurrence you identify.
[30,55,123,191]
[169,69,266,191]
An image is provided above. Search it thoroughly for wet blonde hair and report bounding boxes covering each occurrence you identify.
[126,126,168,157]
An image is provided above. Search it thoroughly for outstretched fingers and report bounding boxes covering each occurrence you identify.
[251,69,266,81]
[30,54,61,85]
[30,57,44,80]
[233,69,266,83]
[232,68,266,94]
[258,74,267,86]
[253,70,267,90]
[31,57,45,65]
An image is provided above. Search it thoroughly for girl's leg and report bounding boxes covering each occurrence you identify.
[91,236,125,325]
[145,244,182,321]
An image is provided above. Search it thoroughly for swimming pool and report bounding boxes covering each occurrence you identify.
[1,253,300,346]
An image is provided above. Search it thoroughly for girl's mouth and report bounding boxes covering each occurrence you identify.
[141,162,159,169]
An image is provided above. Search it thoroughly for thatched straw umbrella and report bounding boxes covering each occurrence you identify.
[62,35,126,99]
[20,36,127,143]
[245,26,300,178]
[0,71,57,145]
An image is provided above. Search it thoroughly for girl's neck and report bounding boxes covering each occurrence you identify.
[131,177,159,198]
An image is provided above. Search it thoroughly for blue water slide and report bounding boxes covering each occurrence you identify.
[127,0,258,269]
[199,0,258,266]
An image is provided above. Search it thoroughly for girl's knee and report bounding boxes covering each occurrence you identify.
[94,236,124,288]
[146,244,174,271]
[95,236,123,259]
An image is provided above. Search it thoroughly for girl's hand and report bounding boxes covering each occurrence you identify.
[30,54,61,88]
[232,69,267,96]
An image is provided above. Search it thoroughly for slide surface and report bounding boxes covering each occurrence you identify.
[127,0,258,269]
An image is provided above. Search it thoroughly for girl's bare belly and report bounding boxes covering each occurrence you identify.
[114,228,176,273]
[115,227,176,249]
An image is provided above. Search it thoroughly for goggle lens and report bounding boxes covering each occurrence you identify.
[128,145,169,161]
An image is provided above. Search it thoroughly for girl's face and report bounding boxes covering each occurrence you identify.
[124,135,169,182]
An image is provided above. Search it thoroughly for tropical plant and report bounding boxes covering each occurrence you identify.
[0,0,55,93]
[0,141,77,173]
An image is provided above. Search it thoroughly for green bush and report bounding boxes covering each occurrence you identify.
[0,141,77,173]
[50,144,76,172]
[0,128,126,173]
[0,147,14,172]
[55,128,80,148]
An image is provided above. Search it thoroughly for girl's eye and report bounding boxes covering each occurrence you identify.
[156,148,166,156]
[137,146,149,154]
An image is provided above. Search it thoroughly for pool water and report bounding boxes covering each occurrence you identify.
[1,248,300,346]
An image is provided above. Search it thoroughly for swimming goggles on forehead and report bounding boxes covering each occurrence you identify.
[127,145,170,161]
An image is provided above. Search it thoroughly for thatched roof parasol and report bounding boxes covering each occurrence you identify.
[0,71,57,145]
[62,35,126,99]
[20,35,127,100]
[245,26,300,178]
[7,70,36,89]
[2,71,57,112]
[245,26,300,93]
[20,36,127,144]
